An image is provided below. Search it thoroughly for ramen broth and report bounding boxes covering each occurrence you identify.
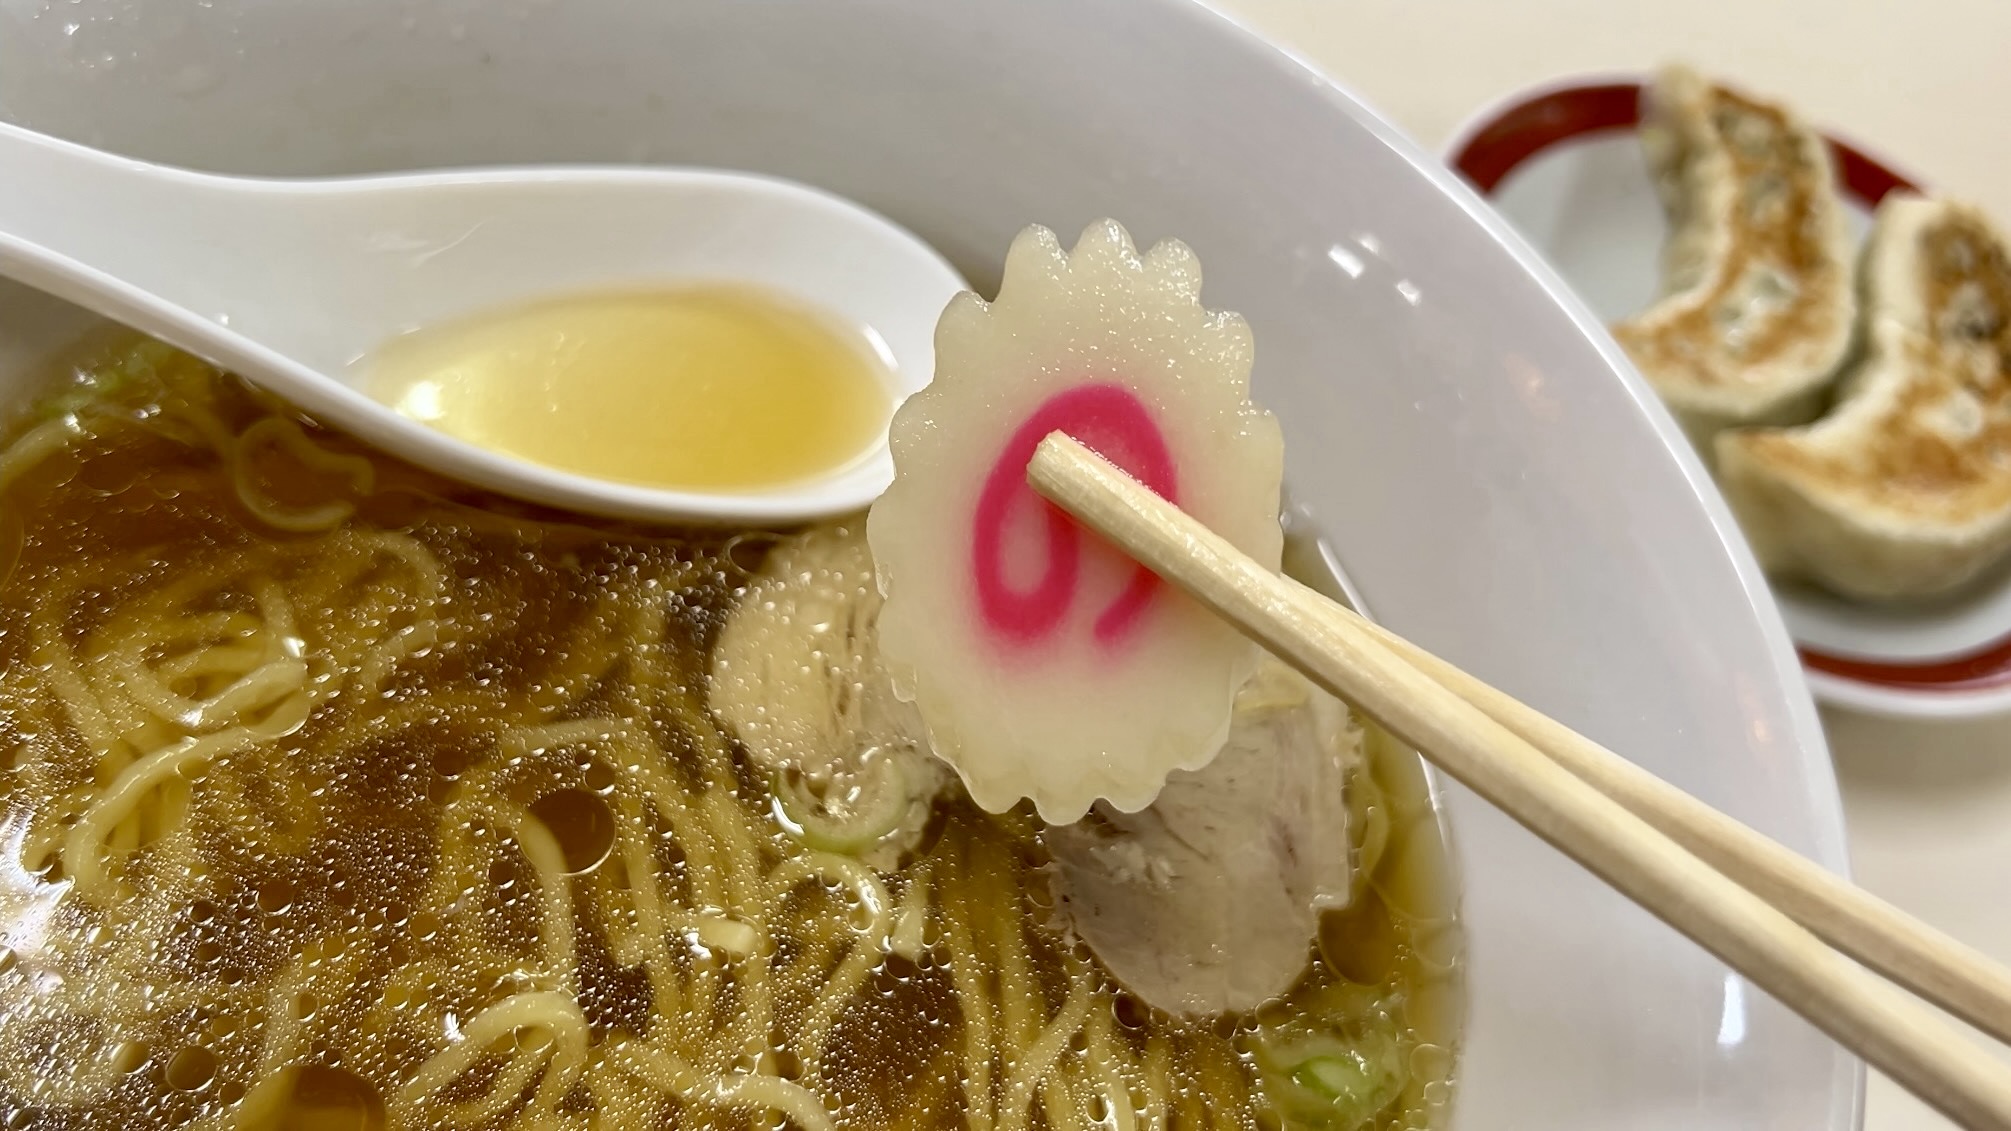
[363,285,893,492]
[0,337,1461,1131]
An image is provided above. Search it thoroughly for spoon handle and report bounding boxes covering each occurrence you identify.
[0,120,261,331]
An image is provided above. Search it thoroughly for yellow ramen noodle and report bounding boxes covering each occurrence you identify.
[0,337,1460,1131]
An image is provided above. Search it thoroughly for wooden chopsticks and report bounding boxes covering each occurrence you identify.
[1356,609,2011,1047]
[1027,433,2011,1131]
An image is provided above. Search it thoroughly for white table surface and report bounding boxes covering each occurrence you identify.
[1215,2,2011,1127]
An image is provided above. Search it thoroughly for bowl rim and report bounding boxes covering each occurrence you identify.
[1200,56,1832,776]
[1191,32,1854,1127]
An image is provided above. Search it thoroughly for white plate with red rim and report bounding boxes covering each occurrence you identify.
[1446,73,2011,720]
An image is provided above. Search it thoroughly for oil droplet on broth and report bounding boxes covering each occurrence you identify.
[361,285,894,491]
[236,1065,384,1131]
[528,787,616,874]
[163,1045,218,1092]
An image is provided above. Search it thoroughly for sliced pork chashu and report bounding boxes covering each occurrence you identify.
[1043,659,1355,1020]
[1613,65,1855,450]
[709,524,952,865]
[1719,196,2011,600]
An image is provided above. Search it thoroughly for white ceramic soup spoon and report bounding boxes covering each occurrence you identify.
[0,120,966,524]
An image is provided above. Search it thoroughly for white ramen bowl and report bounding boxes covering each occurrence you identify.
[0,3,1855,1128]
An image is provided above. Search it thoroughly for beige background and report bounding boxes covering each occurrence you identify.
[1215,2,2011,1127]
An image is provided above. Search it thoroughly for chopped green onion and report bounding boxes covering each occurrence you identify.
[1292,1051,1379,1102]
[1251,1012,1407,1130]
